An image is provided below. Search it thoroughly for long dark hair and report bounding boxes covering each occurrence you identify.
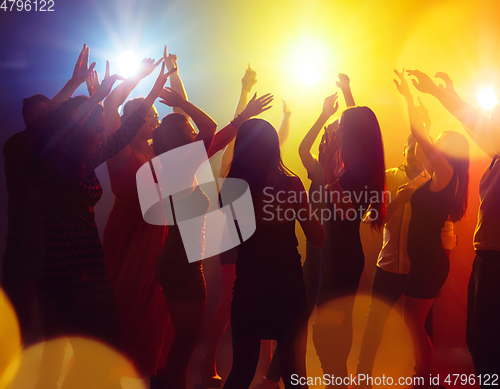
[225,118,296,200]
[152,113,192,156]
[334,106,386,231]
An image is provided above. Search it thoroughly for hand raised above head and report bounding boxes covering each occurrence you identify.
[159,87,186,107]
[434,72,459,97]
[86,70,100,97]
[322,93,339,117]
[93,74,126,101]
[241,92,273,118]
[242,63,258,91]
[394,68,412,99]
[406,69,441,96]
[136,58,161,80]
[335,73,350,89]
[163,46,178,72]
[149,62,177,99]
[282,99,291,115]
[71,44,96,85]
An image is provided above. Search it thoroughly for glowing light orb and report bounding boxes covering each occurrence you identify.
[477,87,498,111]
[117,50,140,78]
[298,62,321,86]
[0,289,21,389]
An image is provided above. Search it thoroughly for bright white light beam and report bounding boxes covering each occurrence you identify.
[117,50,140,78]
[477,87,499,111]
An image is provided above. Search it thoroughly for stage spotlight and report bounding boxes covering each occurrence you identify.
[298,62,321,86]
[477,87,498,111]
[117,50,140,78]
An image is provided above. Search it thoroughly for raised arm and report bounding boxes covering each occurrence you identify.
[395,69,453,189]
[46,44,96,113]
[159,87,217,153]
[299,93,339,174]
[277,100,291,146]
[103,58,160,135]
[235,64,257,117]
[433,71,498,159]
[336,73,355,107]
[220,65,258,174]
[164,46,189,116]
[209,93,274,158]
[91,63,175,167]
[408,69,500,157]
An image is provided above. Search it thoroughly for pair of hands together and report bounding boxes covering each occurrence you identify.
[76,44,180,104]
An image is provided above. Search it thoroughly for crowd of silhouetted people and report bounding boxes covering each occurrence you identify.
[2,44,500,389]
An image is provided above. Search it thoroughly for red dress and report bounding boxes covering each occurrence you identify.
[103,149,170,376]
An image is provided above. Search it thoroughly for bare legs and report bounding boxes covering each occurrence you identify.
[403,296,435,378]
[204,263,235,382]
[156,298,206,389]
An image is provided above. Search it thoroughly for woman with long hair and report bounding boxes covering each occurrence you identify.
[408,69,499,383]
[222,118,325,389]
[101,51,182,376]
[150,89,273,389]
[396,70,469,383]
[312,93,386,389]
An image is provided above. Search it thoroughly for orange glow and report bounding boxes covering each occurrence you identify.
[0,289,21,389]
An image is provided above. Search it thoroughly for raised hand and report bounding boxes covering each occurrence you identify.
[435,72,459,97]
[335,73,350,90]
[394,68,412,99]
[406,69,441,96]
[322,93,339,117]
[70,44,96,85]
[86,70,100,97]
[93,74,126,102]
[136,57,161,80]
[242,64,258,92]
[159,87,186,107]
[86,61,110,97]
[163,46,178,72]
[241,92,273,119]
[282,99,291,115]
[149,62,177,99]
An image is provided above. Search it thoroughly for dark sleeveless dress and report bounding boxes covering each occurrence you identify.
[231,219,307,340]
[155,186,209,302]
[405,173,458,299]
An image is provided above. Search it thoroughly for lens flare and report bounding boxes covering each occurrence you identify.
[477,87,498,111]
[117,50,140,78]
[298,62,321,86]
